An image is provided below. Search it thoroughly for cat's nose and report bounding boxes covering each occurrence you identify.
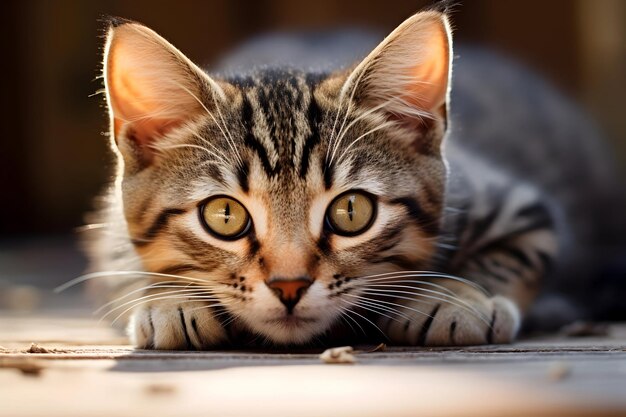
[265,276,313,314]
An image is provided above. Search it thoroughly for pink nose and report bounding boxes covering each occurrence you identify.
[266,277,313,313]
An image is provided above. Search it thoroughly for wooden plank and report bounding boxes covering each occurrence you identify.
[1,315,626,417]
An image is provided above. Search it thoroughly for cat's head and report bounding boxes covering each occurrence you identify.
[103,10,452,344]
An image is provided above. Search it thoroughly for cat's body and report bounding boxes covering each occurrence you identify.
[220,35,625,326]
[86,8,623,349]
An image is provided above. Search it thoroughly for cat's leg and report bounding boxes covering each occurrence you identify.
[381,181,559,346]
[129,296,228,350]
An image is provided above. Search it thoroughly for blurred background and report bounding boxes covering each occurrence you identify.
[0,0,624,310]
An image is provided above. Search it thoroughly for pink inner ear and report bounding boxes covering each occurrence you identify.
[116,117,182,148]
[405,24,449,113]
[105,23,204,148]
[353,14,451,122]
[108,54,182,143]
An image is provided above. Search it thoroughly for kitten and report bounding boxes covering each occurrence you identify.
[86,7,620,349]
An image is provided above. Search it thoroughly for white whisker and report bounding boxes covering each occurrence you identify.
[361,283,485,322]
[336,308,361,336]
[339,300,389,340]
[107,294,227,325]
[170,80,244,168]
[360,288,490,325]
[209,86,244,168]
[55,270,215,293]
[347,296,413,324]
[101,290,220,321]
[335,120,397,165]
[356,270,488,295]
[328,98,395,166]
[345,293,431,321]
[326,57,378,166]
[155,143,229,166]
[94,282,208,315]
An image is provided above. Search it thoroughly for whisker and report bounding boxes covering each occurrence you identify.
[339,301,390,340]
[188,129,230,162]
[326,56,378,166]
[356,297,417,323]
[335,120,398,166]
[336,309,360,336]
[362,287,480,317]
[328,99,389,166]
[359,284,484,321]
[334,304,366,336]
[208,85,244,168]
[94,282,205,315]
[366,281,475,310]
[185,302,240,320]
[329,97,400,165]
[220,314,238,329]
[357,271,489,296]
[75,223,110,232]
[110,297,233,325]
[325,65,363,165]
[330,90,427,167]
[155,143,229,167]
[169,80,244,168]
[346,297,413,324]
[55,270,216,293]
[364,279,457,296]
[101,290,220,322]
[345,293,431,322]
[359,288,490,326]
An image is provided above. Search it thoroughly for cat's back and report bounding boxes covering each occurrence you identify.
[448,47,624,260]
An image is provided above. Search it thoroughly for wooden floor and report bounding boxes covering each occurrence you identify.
[1,313,626,417]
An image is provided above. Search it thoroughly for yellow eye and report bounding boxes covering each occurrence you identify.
[326,191,376,236]
[200,196,251,239]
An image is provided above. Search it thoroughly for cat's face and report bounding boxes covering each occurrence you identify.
[104,11,451,344]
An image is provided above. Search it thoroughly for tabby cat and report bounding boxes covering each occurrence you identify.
[85,6,620,349]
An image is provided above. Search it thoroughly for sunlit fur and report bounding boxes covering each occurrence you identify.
[85,10,563,348]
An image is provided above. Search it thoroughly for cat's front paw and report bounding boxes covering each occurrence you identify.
[129,300,227,350]
[385,294,521,346]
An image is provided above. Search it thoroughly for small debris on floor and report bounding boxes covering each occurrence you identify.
[320,346,356,364]
[26,343,51,354]
[0,358,45,377]
[560,321,609,338]
[145,383,177,396]
[547,361,571,381]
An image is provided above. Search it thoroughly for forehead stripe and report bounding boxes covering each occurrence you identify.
[299,94,322,179]
[241,94,278,177]
[236,159,250,193]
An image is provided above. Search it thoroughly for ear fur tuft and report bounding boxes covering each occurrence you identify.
[342,11,452,125]
[103,21,220,165]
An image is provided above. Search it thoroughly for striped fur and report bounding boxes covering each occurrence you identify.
[85,10,565,349]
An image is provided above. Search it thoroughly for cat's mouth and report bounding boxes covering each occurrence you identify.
[266,316,317,326]
[246,308,335,344]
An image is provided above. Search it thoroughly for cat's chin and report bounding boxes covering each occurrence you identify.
[250,314,334,345]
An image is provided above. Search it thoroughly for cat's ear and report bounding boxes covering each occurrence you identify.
[343,11,451,128]
[103,20,221,165]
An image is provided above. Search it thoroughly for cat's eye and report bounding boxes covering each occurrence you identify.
[326,191,377,236]
[199,196,251,240]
